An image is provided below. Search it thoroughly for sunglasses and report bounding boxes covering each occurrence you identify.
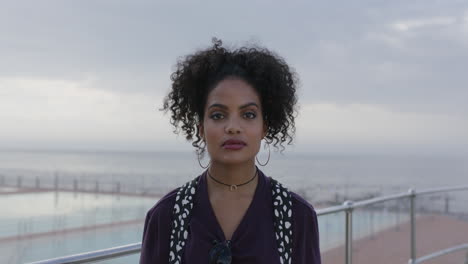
[208,240,232,264]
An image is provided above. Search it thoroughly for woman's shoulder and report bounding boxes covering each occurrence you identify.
[140,188,181,264]
[145,188,179,221]
[290,191,317,217]
[146,174,202,221]
[289,191,321,263]
[289,192,321,263]
[266,175,317,223]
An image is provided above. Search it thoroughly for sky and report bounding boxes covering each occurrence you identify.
[1,0,467,155]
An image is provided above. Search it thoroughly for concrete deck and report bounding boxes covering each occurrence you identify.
[322,214,468,264]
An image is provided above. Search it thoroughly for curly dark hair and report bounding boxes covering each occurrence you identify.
[162,38,298,155]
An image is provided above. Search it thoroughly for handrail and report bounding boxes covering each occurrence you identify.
[316,192,411,216]
[316,185,468,216]
[27,243,141,264]
[26,185,468,264]
[413,243,468,263]
[415,185,468,196]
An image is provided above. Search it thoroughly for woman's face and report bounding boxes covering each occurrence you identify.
[200,78,266,165]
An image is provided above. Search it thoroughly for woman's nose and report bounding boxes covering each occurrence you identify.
[225,118,242,134]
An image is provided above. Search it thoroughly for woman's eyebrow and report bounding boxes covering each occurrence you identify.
[239,102,259,109]
[208,102,259,110]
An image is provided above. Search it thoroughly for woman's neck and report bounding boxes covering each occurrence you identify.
[207,161,258,195]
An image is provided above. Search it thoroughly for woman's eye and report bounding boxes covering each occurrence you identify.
[244,112,256,119]
[210,113,224,120]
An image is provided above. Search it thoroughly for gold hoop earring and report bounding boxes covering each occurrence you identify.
[256,141,270,166]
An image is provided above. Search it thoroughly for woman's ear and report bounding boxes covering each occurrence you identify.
[262,124,268,139]
[198,124,205,140]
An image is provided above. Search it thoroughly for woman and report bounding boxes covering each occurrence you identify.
[140,39,321,264]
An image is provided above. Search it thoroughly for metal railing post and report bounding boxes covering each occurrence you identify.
[344,200,354,264]
[17,175,22,188]
[408,188,416,264]
[54,173,59,191]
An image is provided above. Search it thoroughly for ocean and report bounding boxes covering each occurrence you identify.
[1,149,467,200]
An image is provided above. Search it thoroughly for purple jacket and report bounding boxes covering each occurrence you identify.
[140,169,321,264]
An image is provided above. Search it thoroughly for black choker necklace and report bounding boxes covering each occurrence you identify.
[207,168,258,191]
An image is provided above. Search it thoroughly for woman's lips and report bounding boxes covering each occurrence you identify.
[223,144,245,150]
[222,140,246,150]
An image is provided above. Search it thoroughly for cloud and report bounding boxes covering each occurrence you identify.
[0,77,181,149]
[296,8,468,115]
[390,17,456,31]
[294,103,468,153]
[1,1,468,153]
